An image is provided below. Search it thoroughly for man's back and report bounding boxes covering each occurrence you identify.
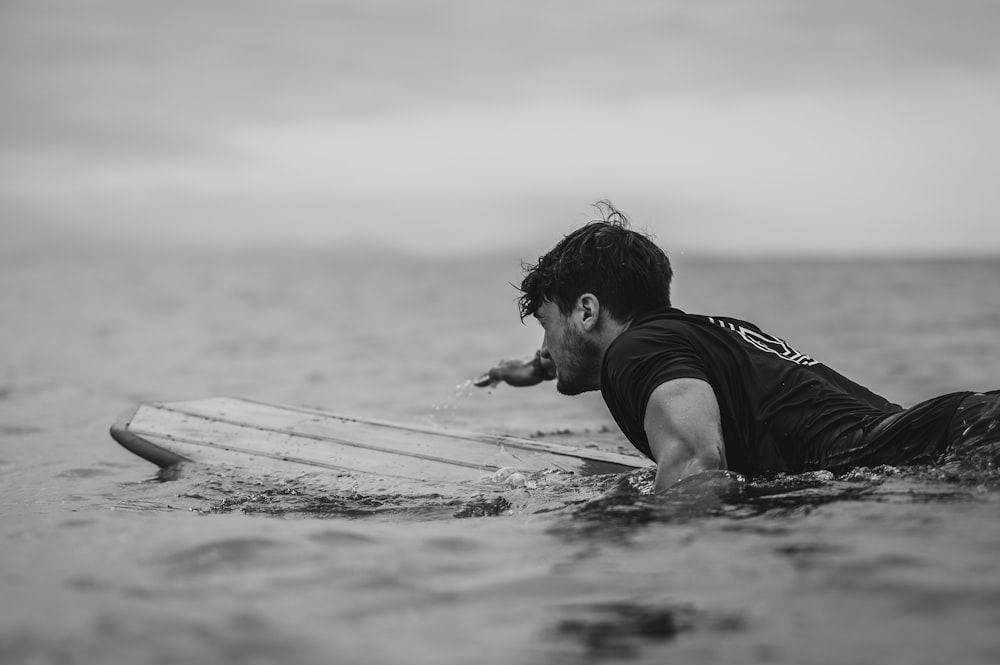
[600,309,930,474]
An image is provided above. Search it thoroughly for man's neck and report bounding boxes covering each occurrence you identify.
[593,316,631,367]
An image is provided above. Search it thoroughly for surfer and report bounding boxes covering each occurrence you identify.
[475,202,1000,493]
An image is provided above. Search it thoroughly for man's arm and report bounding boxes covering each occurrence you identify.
[643,378,727,493]
[473,351,556,388]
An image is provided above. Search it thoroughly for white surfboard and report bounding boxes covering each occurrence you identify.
[110,397,651,485]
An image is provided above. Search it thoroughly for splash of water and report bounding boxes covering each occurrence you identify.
[425,377,496,426]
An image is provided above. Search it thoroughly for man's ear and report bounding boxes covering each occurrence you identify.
[576,293,600,331]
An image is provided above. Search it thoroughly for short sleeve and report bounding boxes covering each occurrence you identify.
[601,327,710,456]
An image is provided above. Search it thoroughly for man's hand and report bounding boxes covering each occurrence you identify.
[473,351,556,388]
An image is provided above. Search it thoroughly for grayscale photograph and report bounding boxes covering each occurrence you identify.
[2,1,999,663]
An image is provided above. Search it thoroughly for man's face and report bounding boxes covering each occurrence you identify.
[536,300,602,395]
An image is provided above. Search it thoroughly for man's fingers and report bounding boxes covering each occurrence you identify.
[472,365,504,388]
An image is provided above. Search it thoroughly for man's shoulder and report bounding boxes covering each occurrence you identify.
[631,308,696,328]
[617,311,692,343]
[616,309,783,364]
[629,309,755,335]
[608,310,705,361]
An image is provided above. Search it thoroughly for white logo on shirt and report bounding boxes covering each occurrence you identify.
[706,317,818,366]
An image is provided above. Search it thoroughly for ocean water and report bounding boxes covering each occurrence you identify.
[1,243,999,664]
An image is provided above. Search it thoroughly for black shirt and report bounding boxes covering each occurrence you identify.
[601,308,914,475]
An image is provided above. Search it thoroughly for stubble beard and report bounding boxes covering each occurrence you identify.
[554,328,603,396]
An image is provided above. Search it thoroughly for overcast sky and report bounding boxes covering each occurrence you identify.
[2,0,999,255]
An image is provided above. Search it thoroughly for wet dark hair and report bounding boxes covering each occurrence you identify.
[518,201,673,322]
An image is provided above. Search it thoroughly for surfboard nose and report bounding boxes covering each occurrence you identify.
[110,402,192,469]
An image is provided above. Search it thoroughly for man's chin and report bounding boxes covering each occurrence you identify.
[555,377,595,396]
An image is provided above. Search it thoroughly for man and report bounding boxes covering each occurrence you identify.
[475,202,999,493]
